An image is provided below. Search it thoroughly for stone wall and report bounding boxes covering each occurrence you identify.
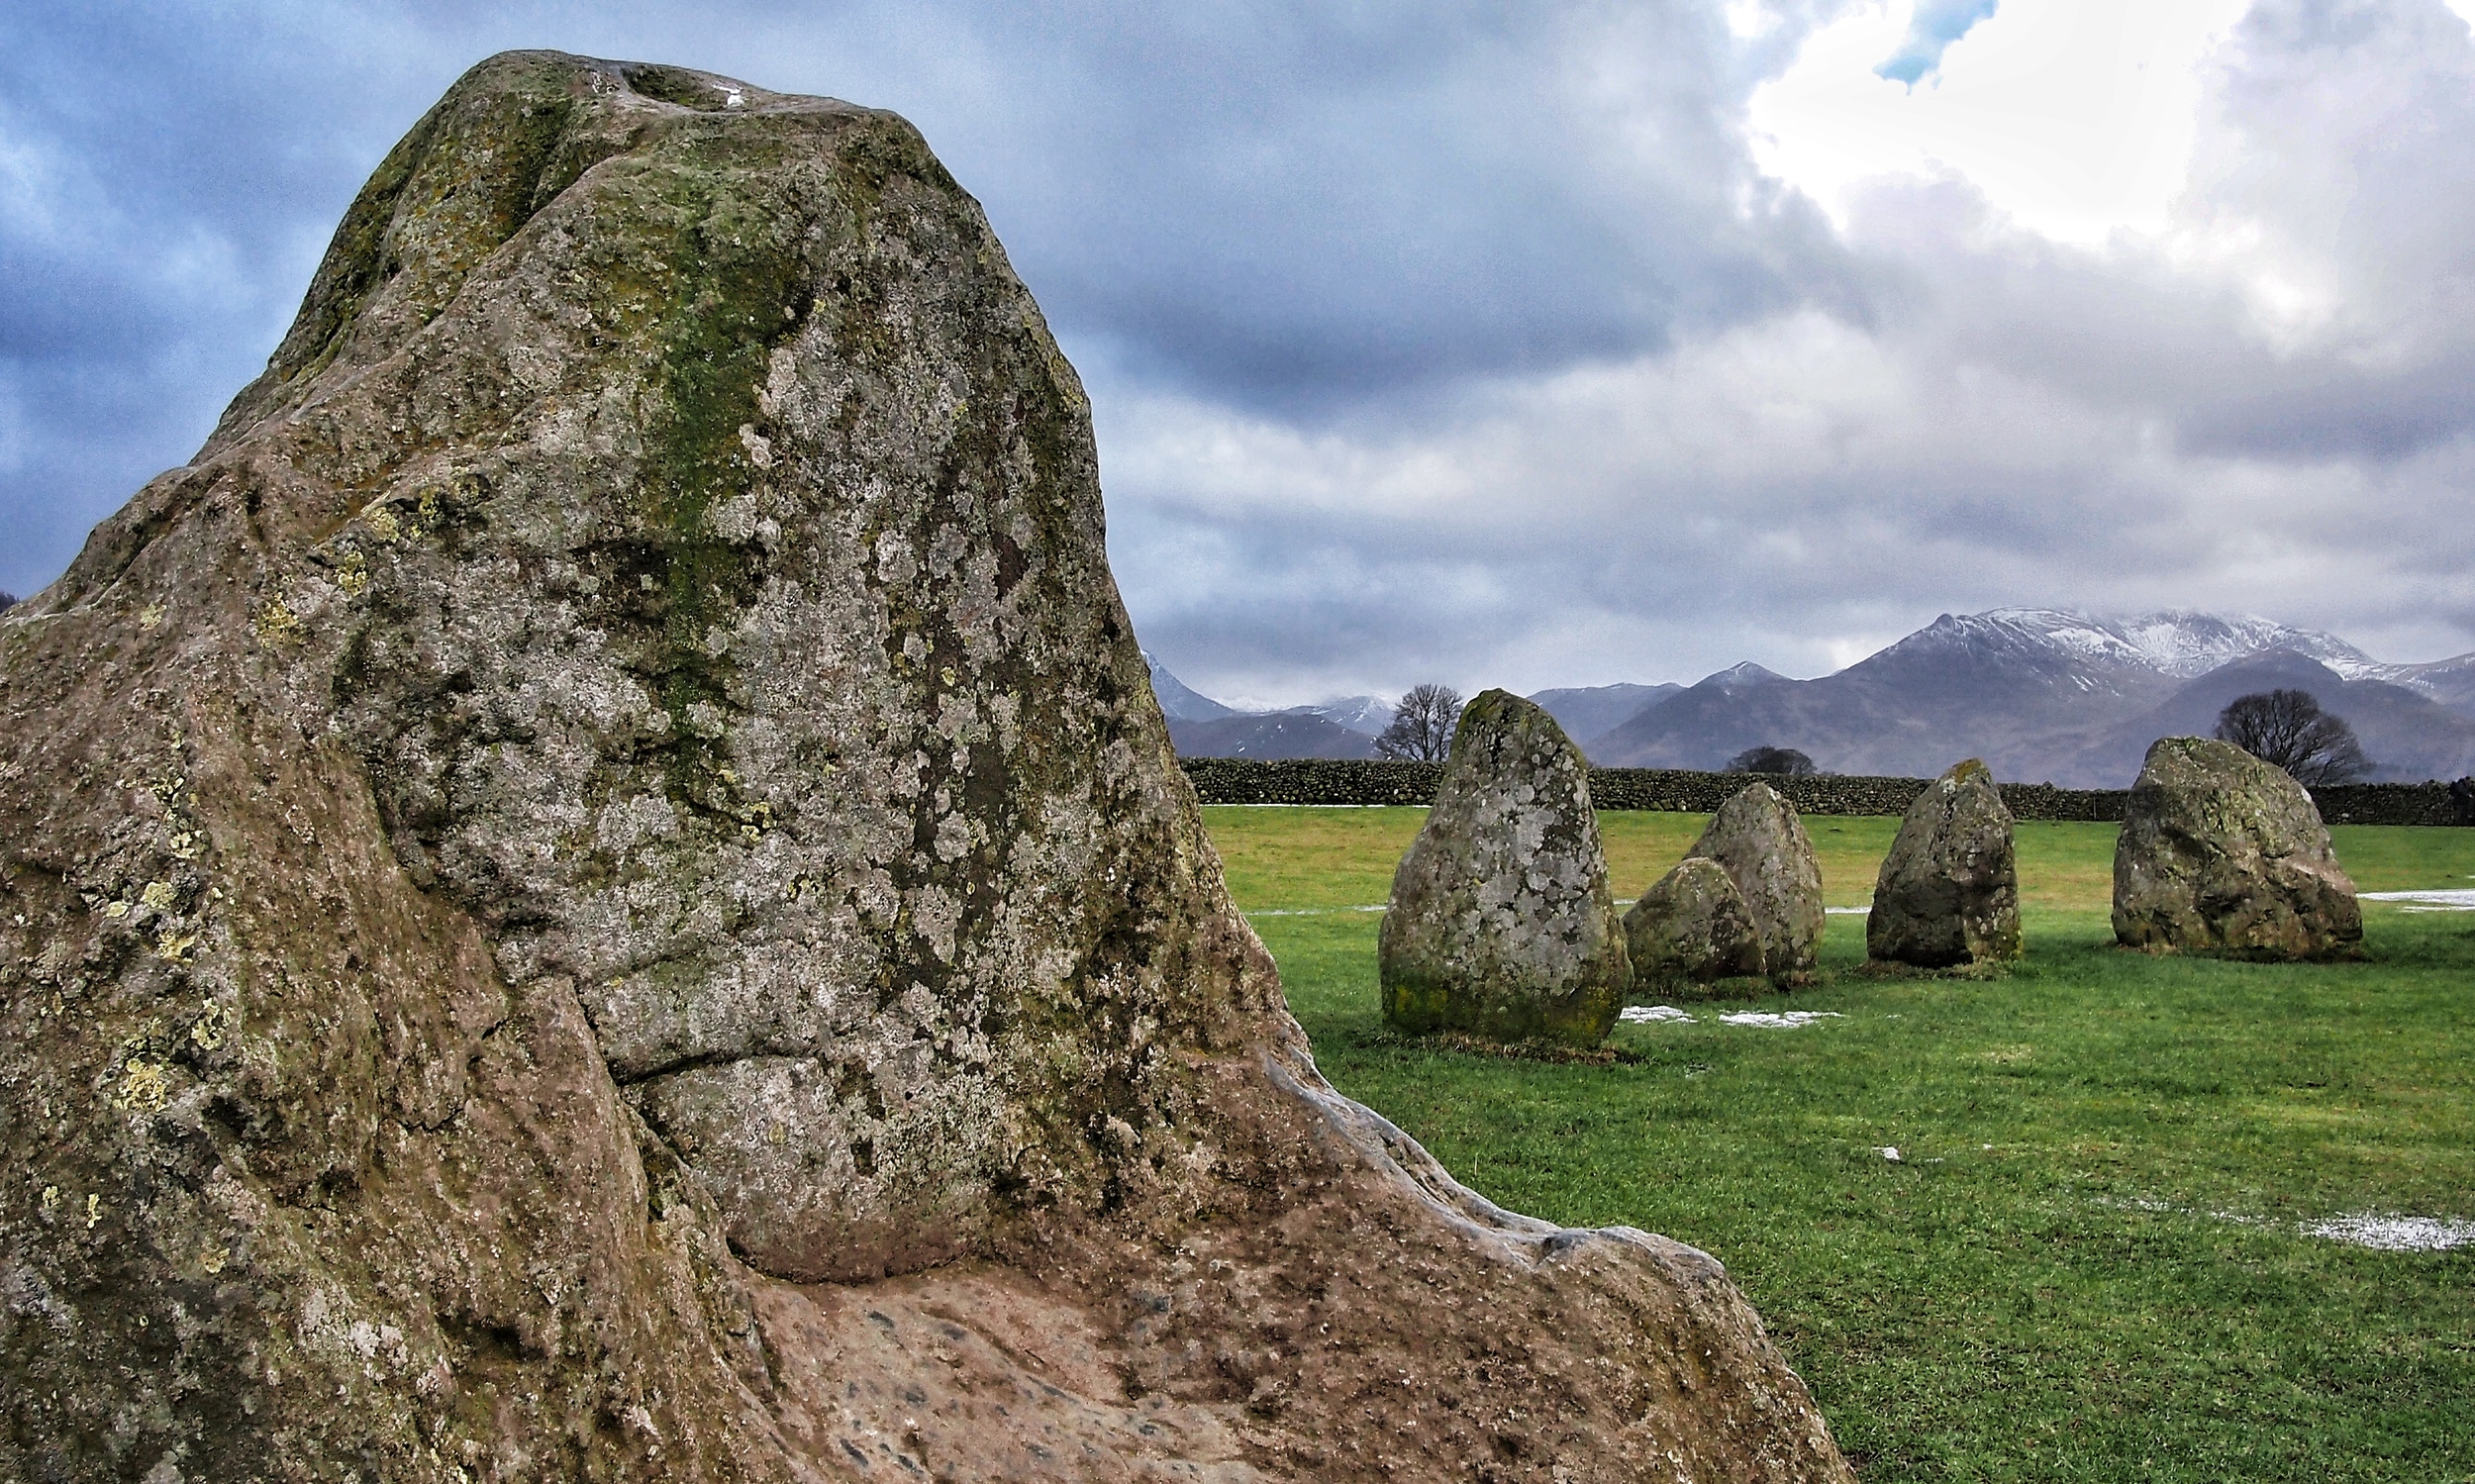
[1179,758,2474,826]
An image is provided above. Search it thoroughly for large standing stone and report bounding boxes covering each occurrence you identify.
[1380,690,1631,1044]
[1687,782,1827,981]
[1625,856,1767,991]
[2114,737,2363,958]
[1868,759,2023,967]
[0,54,1850,1480]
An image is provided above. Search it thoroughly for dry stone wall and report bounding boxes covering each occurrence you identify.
[1179,759,2474,826]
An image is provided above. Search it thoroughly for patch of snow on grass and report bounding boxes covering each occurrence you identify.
[1716,1010,1844,1029]
[2361,890,2475,912]
[1618,1005,1698,1025]
[2299,1215,2475,1251]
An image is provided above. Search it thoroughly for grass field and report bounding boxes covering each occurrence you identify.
[1204,806,2475,1483]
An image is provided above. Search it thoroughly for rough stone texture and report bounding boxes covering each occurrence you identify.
[1867,759,2023,967]
[1379,692,1631,1046]
[0,53,1850,1482]
[1623,857,1766,993]
[1685,783,1825,983]
[2113,737,2364,959]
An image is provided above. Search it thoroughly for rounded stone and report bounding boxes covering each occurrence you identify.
[2113,736,2362,958]
[1868,758,2023,967]
[1380,690,1630,1044]
[1686,782,1826,982]
[1625,856,1767,992]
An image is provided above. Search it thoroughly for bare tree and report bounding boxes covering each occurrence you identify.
[1375,684,1462,761]
[2214,689,2372,786]
[1727,745,1816,777]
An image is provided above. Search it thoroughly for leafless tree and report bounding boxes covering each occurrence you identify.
[2214,689,2372,786]
[1727,745,1816,777]
[1375,684,1462,761]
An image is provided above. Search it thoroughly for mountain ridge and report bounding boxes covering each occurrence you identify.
[1151,610,2475,780]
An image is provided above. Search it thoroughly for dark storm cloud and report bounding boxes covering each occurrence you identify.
[0,0,1857,598]
[5,0,2472,697]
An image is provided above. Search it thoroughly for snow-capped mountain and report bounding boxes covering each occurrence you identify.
[1590,608,2475,784]
[1151,613,2475,780]
[1142,650,1238,723]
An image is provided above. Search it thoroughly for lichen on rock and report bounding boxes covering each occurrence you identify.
[1625,855,1768,995]
[2113,736,2361,959]
[1379,690,1630,1046]
[0,51,1851,1481]
[1868,758,2022,967]
[1685,782,1826,985]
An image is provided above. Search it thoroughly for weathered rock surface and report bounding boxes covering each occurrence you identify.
[0,53,1850,1482]
[1867,759,2022,967]
[2113,737,2363,958]
[1624,857,1767,992]
[1686,783,1826,982]
[1380,691,1631,1045]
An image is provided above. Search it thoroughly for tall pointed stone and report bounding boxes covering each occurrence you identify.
[2114,737,2362,958]
[0,54,1849,1480]
[1687,782,1826,982]
[1380,690,1631,1044]
[1868,759,2023,967]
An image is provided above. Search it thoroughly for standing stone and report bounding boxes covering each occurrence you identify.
[1687,782,1827,982]
[2114,737,2363,958]
[0,54,1851,1480]
[1381,690,1631,1044]
[1625,856,1767,991]
[1868,759,2023,967]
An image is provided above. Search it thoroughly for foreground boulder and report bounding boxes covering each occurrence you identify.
[1625,856,1767,992]
[1868,759,2022,967]
[1687,782,1826,982]
[0,54,1848,1481]
[2114,737,2362,958]
[1381,691,1631,1044]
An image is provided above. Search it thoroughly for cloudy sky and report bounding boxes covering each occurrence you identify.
[7,1,2474,705]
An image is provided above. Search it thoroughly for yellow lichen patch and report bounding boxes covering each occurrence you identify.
[84,1194,101,1230]
[102,900,131,920]
[141,880,178,913]
[199,1243,229,1275]
[363,505,404,544]
[138,601,167,630]
[115,1059,171,1114]
[192,999,233,1050]
[156,930,199,962]
[337,547,370,598]
[40,1185,59,1216]
[253,598,303,648]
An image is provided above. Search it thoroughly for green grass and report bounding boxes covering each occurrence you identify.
[1204,806,2475,1483]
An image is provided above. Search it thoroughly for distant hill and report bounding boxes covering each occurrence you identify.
[1150,611,2475,780]
[1166,712,1378,759]
[1298,695,1395,736]
[1531,683,1682,742]
[2070,651,2475,785]
[1590,609,2475,785]
[1143,650,1238,722]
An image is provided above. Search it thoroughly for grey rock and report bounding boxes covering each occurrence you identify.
[2113,736,2363,958]
[1868,759,2022,967]
[1624,856,1767,992]
[1686,782,1825,981]
[1381,690,1630,1044]
[0,52,1852,1481]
